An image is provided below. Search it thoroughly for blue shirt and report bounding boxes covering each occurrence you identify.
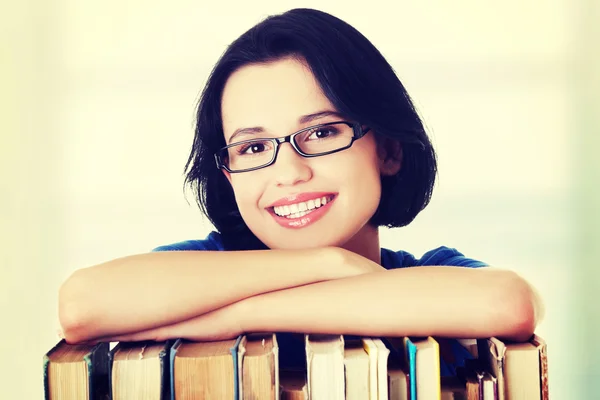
[153,231,488,376]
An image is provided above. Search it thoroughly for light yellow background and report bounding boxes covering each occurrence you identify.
[1,1,598,398]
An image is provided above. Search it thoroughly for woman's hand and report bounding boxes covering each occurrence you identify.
[81,301,248,344]
[333,247,388,275]
[159,301,248,342]
[73,248,387,346]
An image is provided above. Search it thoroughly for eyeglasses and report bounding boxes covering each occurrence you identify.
[214,121,370,173]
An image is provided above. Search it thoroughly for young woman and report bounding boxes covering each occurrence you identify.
[58,8,543,375]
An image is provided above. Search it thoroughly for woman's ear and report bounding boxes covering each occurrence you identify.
[377,138,402,176]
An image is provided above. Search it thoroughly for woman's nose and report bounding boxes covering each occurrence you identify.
[272,142,313,186]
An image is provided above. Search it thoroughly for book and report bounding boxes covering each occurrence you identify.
[237,333,279,399]
[387,349,409,400]
[305,334,345,399]
[108,340,172,400]
[43,339,110,400]
[170,337,241,400]
[530,335,549,400]
[503,342,541,399]
[385,337,416,400]
[344,339,370,400]
[43,333,548,399]
[477,335,547,400]
[412,337,441,400]
[362,339,379,400]
[460,359,497,400]
[477,338,506,400]
[374,338,391,400]
[481,372,497,400]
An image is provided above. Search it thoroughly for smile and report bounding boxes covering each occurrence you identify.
[268,194,336,229]
[272,195,334,219]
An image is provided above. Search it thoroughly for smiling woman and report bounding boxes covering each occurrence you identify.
[218,58,389,250]
[58,7,542,376]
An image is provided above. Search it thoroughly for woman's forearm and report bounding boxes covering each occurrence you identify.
[58,246,350,343]
[87,266,540,344]
[242,266,539,342]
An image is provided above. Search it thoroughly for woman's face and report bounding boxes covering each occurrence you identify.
[220,57,385,250]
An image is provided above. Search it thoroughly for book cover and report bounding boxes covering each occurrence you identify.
[530,335,548,400]
[43,339,110,400]
[404,338,417,400]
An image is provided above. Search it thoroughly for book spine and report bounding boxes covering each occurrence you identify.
[108,343,117,400]
[406,339,417,400]
[170,339,182,400]
[231,335,243,400]
[86,342,110,400]
[159,340,175,400]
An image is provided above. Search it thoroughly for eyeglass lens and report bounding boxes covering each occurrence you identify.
[222,122,354,171]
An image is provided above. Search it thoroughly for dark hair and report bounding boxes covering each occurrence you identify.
[184,8,437,250]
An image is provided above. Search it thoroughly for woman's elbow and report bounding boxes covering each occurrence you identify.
[58,271,95,344]
[499,271,541,341]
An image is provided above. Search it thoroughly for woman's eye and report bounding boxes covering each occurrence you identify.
[239,142,268,154]
[308,128,336,140]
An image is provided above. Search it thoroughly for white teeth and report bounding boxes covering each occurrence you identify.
[272,195,334,217]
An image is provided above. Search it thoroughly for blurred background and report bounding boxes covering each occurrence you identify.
[1,0,598,398]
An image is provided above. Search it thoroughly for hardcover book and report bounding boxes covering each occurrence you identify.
[43,340,110,400]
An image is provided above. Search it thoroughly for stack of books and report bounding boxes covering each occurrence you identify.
[43,332,548,399]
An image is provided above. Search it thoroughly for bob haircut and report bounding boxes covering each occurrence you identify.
[184,8,437,251]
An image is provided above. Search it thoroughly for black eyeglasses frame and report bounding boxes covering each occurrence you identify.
[214,120,371,173]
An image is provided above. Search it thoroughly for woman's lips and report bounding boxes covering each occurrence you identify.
[269,195,336,229]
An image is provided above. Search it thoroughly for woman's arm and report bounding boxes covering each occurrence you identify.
[110,265,541,343]
[58,246,372,344]
[242,266,541,342]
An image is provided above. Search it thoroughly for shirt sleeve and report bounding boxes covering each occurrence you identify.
[151,231,225,252]
[416,246,488,268]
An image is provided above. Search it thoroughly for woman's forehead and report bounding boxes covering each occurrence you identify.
[221,58,335,138]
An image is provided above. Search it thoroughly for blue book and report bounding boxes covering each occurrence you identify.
[170,336,242,399]
[383,337,417,400]
[410,337,441,400]
[404,338,417,400]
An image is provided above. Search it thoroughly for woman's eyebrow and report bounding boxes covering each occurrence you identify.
[298,110,343,124]
[228,126,265,144]
[227,110,342,144]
